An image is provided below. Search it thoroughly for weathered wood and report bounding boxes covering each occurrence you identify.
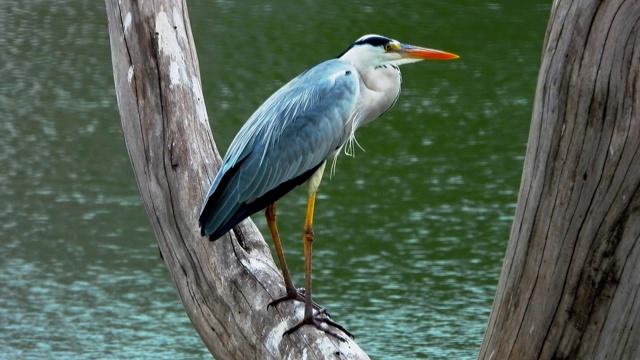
[479,0,640,359]
[104,1,368,358]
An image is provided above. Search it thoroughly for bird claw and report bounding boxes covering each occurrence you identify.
[267,288,329,316]
[282,310,354,341]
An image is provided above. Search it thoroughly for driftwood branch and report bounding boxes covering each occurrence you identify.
[104,0,367,358]
[479,0,640,358]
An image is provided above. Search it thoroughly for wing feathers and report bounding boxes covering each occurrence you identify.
[199,60,359,239]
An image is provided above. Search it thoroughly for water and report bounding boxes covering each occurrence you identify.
[0,1,549,359]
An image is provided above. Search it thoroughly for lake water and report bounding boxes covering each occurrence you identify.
[0,0,550,358]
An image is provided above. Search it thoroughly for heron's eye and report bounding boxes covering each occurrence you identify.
[384,43,393,51]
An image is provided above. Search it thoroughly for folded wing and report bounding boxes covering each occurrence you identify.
[199,59,360,240]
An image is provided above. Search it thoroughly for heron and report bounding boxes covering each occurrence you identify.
[199,34,458,340]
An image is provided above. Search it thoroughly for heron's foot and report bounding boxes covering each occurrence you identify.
[283,310,354,341]
[268,288,327,314]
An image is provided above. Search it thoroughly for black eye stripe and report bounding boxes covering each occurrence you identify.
[354,36,391,48]
[336,35,394,59]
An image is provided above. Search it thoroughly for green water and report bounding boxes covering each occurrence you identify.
[0,1,550,358]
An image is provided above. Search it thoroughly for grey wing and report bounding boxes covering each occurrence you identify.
[199,60,360,239]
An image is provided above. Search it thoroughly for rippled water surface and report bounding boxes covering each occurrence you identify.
[0,1,550,358]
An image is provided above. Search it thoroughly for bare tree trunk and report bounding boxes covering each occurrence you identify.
[479,1,640,359]
[104,1,367,358]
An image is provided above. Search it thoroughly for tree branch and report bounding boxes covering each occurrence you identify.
[479,1,640,358]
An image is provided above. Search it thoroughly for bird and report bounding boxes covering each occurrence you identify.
[199,34,458,340]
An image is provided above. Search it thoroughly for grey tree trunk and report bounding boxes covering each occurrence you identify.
[104,1,367,358]
[479,1,640,359]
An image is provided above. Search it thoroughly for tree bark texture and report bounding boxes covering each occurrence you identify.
[104,1,367,358]
[479,1,640,359]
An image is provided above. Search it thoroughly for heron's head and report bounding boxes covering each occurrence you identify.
[339,34,458,69]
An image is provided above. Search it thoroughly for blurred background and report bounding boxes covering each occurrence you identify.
[0,0,550,358]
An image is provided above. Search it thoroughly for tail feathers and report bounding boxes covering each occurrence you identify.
[200,196,262,241]
[206,204,258,240]
[199,160,244,240]
[204,218,237,240]
[199,185,264,240]
[199,160,325,241]
[199,193,240,240]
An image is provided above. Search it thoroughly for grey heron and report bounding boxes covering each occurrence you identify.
[199,34,458,340]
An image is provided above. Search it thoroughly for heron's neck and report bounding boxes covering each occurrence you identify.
[339,50,402,124]
[355,63,402,125]
[359,64,401,92]
[340,50,400,91]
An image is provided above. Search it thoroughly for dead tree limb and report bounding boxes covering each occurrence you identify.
[104,0,367,358]
[479,1,640,359]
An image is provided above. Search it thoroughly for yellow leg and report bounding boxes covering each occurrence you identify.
[267,200,324,310]
[301,162,325,318]
[280,162,352,340]
[302,191,317,319]
[265,203,296,295]
[282,189,353,340]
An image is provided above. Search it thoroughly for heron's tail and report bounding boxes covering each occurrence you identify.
[199,159,325,241]
[198,163,243,240]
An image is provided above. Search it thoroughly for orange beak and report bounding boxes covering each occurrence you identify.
[402,44,459,60]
